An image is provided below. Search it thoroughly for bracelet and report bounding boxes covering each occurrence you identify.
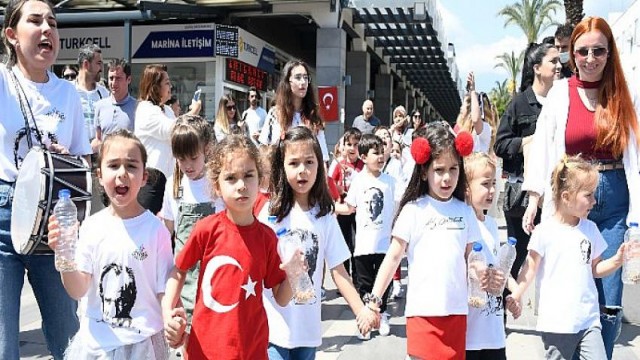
[363,293,383,308]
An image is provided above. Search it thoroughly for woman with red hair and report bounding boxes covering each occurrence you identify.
[522,17,640,359]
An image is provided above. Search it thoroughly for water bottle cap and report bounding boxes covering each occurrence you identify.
[268,215,277,224]
[275,228,288,237]
[507,237,517,245]
[472,242,483,252]
[630,222,639,228]
[58,189,71,199]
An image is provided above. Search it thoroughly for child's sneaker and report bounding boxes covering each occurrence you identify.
[391,280,404,299]
[357,330,371,341]
[379,312,391,336]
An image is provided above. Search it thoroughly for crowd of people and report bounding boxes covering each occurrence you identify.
[0,0,639,359]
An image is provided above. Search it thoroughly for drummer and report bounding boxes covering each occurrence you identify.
[0,1,90,359]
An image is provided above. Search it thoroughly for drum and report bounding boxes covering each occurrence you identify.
[11,147,92,255]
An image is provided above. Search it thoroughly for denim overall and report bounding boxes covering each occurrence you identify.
[175,192,217,326]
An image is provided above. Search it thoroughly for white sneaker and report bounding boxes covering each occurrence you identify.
[379,312,391,336]
[357,330,371,341]
[391,280,404,299]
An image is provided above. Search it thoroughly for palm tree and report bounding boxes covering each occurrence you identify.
[494,50,525,96]
[490,79,512,118]
[563,0,584,27]
[498,0,562,43]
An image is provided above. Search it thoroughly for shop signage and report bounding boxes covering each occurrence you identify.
[58,27,124,61]
[226,58,268,92]
[238,28,276,74]
[133,29,214,58]
[216,25,239,57]
[318,86,339,122]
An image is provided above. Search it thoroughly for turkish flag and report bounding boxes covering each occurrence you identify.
[318,86,339,122]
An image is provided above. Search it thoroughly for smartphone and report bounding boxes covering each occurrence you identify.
[193,88,202,102]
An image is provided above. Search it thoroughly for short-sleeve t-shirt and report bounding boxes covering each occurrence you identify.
[75,209,173,352]
[176,211,286,359]
[94,95,137,136]
[76,82,109,141]
[258,205,350,348]
[330,158,364,195]
[158,175,225,230]
[529,217,607,333]
[345,172,395,256]
[392,195,480,317]
[466,215,506,350]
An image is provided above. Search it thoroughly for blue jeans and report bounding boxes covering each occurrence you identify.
[587,169,628,359]
[267,343,316,360]
[0,179,79,359]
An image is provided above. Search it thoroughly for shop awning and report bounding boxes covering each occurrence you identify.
[352,6,461,121]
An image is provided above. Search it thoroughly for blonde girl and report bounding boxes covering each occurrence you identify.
[162,135,301,360]
[213,94,245,142]
[48,130,175,359]
[511,155,628,360]
[365,122,482,359]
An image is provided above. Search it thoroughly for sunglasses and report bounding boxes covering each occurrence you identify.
[226,104,236,111]
[413,114,421,118]
[574,47,608,58]
[63,73,77,80]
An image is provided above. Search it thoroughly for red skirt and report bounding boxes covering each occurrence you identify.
[406,315,466,360]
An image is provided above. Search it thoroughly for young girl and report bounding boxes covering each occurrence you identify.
[158,115,224,347]
[162,134,302,359]
[48,130,176,359]
[464,152,515,360]
[254,144,276,216]
[510,155,628,359]
[258,126,374,358]
[365,122,482,359]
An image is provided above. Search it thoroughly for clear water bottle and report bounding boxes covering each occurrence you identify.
[491,237,517,295]
[276,228,315,304]
[53,189,78,272]
[468,242,488,308]
[622,222,640,285]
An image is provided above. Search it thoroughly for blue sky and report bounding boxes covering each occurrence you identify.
[439,0,636,92]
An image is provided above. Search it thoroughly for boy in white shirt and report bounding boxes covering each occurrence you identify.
[337,134,395,338]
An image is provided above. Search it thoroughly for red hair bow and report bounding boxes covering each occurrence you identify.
[454,131,474,157]
[410,137,431,165]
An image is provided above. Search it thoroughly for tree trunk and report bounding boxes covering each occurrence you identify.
[563,0,584,27]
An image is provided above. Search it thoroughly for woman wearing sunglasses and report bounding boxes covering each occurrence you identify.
[213,94,245,142]
[61,64,78,81]
[521,17,640,359]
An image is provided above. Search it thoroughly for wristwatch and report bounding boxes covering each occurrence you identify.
[363,293,382,308]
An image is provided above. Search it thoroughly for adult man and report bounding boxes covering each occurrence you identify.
[76,44,109,148]
[242,86,267,145]
[91,59,137,153]
[554,24,574,79]
[352,99,380,135]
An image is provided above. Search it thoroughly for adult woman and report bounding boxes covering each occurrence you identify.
[410,108,425,133]
[258,59,329,161]
[61,64,78,81]
[494,42,561,287]
[456,73,497,154]
[0,1,90,358]
[213,94,246,142]
[390,105,410,145]
[522,17,640,358]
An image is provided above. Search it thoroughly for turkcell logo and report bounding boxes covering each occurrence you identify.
[134,30,214,58]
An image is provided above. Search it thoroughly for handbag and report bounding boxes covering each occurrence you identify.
[502,181,529,218]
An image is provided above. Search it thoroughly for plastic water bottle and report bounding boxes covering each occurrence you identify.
[468,242,488,308]
[491,237,517,295]
[53,189,78,272]
[276,228,315,304]
[622,222,640,285]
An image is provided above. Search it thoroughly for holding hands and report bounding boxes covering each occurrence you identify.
[163,307,187,348]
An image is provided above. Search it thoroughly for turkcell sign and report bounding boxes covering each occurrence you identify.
[58,27,124,60]
[133,30,214,58]
[237,28,276,74]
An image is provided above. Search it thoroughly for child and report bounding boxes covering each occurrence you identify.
[330,127,364,276]
[158,115,224,348]
[510,155,628,360]
[48,130,176,359]
[254,144,276,216]
[365,122,482,359]
[162,134,302,359]
[464,152,515,360]
[258,126,375,358]
[335,134,396,338]
[391,140,403,161]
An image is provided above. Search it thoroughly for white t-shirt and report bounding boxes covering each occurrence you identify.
[392,195,480,317]
[258,205,350,348]
[134,100,176,178]
[473,122,492,154]
[75,209,174,352]
[0,65,91,182]
[466,215,506,350]
[158,174,225,232]
[345,171,395,256]
[242,106,267,145]
[76,82,109,141]
[382,157,406,203]
[529,218,606,334]
[258,111,329,161]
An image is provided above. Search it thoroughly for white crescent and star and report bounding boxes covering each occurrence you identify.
[322,93,334,110]
[201,255,257,313]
